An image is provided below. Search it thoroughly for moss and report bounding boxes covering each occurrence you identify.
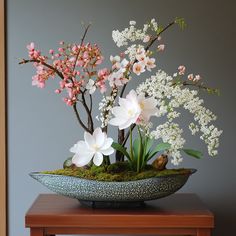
[41,162,192,182]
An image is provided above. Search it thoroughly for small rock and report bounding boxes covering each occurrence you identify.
[152,154,168,171]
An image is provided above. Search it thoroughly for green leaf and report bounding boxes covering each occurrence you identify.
[175,17,187,30]
[133,138,140,159]
[148,142,171,160]
[112,142,131,161]
[182,148,203,159]
[145,137,154,154]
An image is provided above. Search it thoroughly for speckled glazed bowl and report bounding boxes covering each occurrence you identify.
[30,169,196,207]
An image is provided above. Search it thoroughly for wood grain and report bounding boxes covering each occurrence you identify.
[0,0,6,236]
[26,194,214,236]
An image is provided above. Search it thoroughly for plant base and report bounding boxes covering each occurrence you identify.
[79,200,145,209]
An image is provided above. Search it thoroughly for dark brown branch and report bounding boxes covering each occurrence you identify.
[72,24,91,73]
[72,104,91,133]
[89,94,92,112]
[81,91,94,133]
[19,59,64,80]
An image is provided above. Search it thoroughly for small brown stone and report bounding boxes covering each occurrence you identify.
[152,154,168,171]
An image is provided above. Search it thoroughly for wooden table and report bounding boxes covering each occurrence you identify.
[25,193,214,236]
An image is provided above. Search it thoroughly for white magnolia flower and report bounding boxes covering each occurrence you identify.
[138,94,159,122]
[70,128,114,167]
[86,79,96,94]
[109,90,158,129]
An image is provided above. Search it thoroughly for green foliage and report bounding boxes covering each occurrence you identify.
[42,164,192,182]
[207,88,220,96]
[111,142,131,161]
[129,129,170,173]
[156,25,164,34]
[175,17,187,30]
[182,148,203,159]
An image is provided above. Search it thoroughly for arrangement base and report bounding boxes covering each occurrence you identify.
[79,200,146,209]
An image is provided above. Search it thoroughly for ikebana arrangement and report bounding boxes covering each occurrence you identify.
[20,18,222,205]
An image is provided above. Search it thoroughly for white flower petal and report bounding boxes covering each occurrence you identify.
[100,137,113,150]
[93,152,103,166]
[101,147,114,156]
[69,141,86,153]
[84,132,95,147]
[72,153,93,167]
[109,117,127,126]
[93,127,105,148]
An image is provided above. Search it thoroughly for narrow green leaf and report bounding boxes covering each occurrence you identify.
[145,137,154,155]
[182,148,203,159]
[175,17,187,30]
[111,142,131,161]
[148,142,171,160]
[133,138,140,159]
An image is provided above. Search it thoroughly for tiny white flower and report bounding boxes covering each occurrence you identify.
[70,128,114,167]
[129,20,136,25]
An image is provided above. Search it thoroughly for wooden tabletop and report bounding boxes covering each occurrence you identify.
[25,193,214,229]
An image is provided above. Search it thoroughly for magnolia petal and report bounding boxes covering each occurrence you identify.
[69,141,86,153]
[93,127,105,148]
[100,137,113,150]
[93,152,103,166]
[109,117,127,126]
[101,147,114,156]
[72,153,93,167]
[84,131,95,147]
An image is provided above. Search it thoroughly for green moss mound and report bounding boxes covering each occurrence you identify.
[42,162,192,182]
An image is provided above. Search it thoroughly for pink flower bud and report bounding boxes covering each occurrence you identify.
[178,65,186,75]
[55,89,61,94]
[187,74,194,81]
[49,49,54,54]
[193,75,201,82]
[58,48,64,53]
[157,44,165,51]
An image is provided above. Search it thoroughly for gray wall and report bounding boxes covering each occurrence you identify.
[7,0,236,235]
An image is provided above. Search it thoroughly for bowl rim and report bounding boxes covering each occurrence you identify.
[29,168,197,184]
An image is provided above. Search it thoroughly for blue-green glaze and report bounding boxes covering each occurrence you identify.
[30,169,196,202]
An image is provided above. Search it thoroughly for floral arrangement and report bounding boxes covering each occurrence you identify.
[20,18,222,175]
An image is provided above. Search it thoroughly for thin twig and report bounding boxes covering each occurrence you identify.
[72,24,91,73]
[81,91,94,132]
[72,104,91,133]
[89,94,92,112]
[19,59,64,79]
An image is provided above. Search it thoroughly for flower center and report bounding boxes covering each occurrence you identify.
[128,109,134,116]
[139,101,144,110]
[93,144,99,151]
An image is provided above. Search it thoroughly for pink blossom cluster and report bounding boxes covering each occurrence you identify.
[132,48,156,76]
[26,42,111,105]
[176,65,202,83]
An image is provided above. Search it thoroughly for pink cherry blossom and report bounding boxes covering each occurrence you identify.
[145,57,156,71]
[133,62,145,75]
[193,75,201,82]
[157,44,165,51]
[178,65,186,75]
[188,74,194,81]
